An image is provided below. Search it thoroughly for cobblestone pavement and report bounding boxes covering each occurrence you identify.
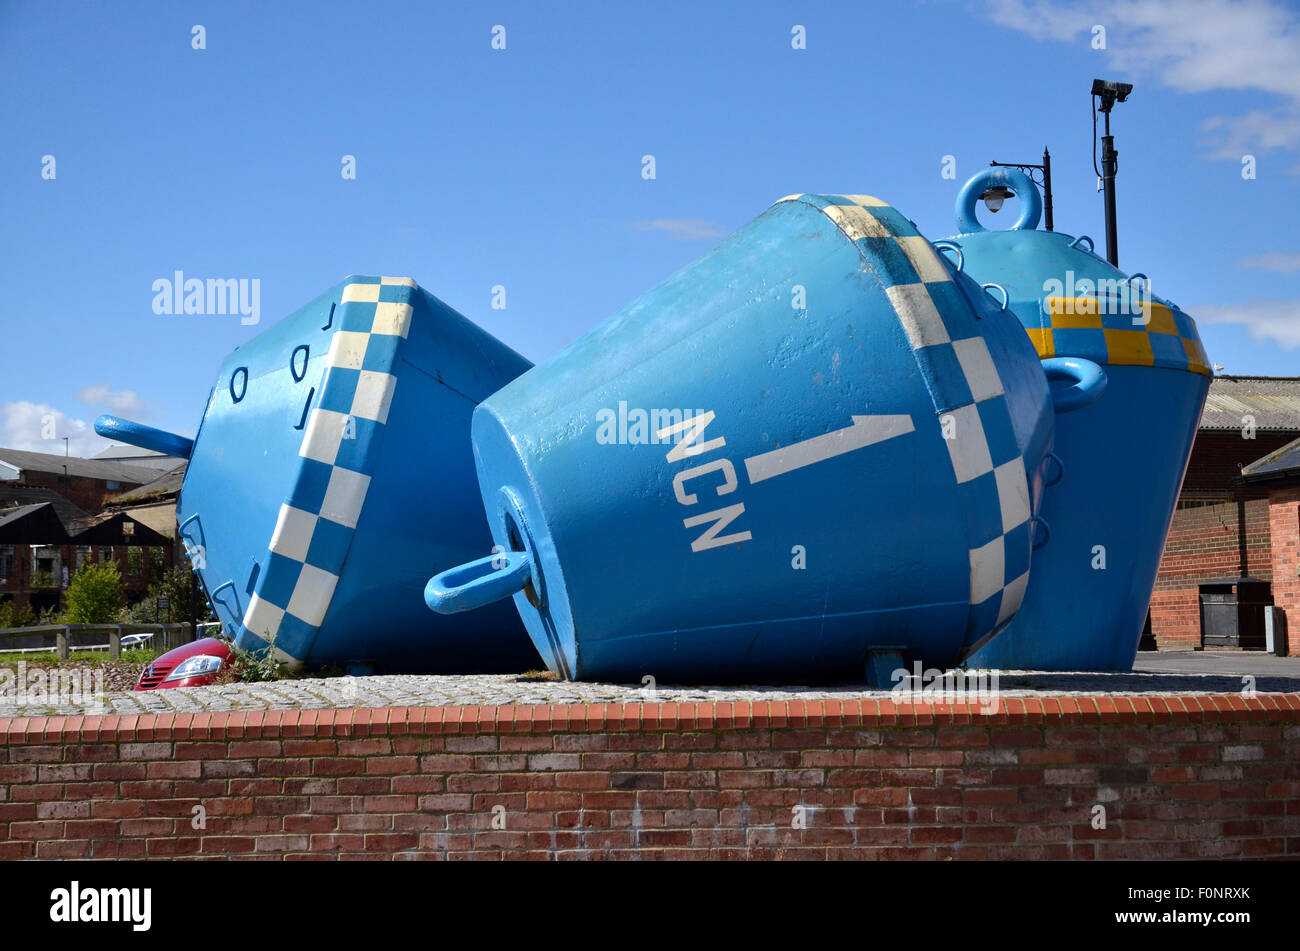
[2,650,1298,717]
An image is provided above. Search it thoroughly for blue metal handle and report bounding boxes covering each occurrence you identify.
[1031,516,1051,551]
[1042,357,1107,414]
[954,167,1042,233]
[1042,451,1064,488]
[425,550,532,614]
[981,282,1009,311]
[932,241,964,272]
[94,415,194,460]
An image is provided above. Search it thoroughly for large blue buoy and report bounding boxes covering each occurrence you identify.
[943,169,1211,671]
[97,275,538,672]
[426,194,1100,682]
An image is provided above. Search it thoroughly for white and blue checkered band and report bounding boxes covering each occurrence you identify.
[781,194,1033,647]
[241,276,416,650]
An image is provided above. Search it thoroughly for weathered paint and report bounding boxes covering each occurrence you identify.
[99,276,538,672]
[944,167,1212,671]
[427,194,1074,682]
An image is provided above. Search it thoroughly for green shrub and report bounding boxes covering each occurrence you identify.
[124,566,215,623]
[0,600,38,629]
[61,561,126,624]
[220,634,283,683]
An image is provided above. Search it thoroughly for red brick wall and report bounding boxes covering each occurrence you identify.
[1153,499,1274,647]
[1269,487,1300,655]
[1151,430,1297,649]
[1,699,1296,860]
[17,472,143,515]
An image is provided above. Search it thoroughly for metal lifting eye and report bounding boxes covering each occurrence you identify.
[290,344,310,382]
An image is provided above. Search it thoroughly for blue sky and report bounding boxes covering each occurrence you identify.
[2,0,1297,455]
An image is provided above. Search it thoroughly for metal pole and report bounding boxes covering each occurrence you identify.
[1100,112,1119,266]
[1041,147,1054,232]
[189,569,198,642]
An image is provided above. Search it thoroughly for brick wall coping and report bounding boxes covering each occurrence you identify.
[2,694,1298,743]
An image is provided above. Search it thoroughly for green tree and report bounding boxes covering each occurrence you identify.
[62,561,126,624]
[125,566,215,623]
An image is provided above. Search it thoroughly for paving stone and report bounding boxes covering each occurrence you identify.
[0,654,1298,718]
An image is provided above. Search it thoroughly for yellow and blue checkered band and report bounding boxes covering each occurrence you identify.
[1031,296,1210,377]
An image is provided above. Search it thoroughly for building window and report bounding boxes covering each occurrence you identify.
[32,547,59,588]
[76,546,90,571]
[106,481,121,490]
[0,546,13,578]
[1177,495,1233,510]
[127,546,143,576]
[99,547,113,563]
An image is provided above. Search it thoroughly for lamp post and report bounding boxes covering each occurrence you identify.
[985,149,1055,231]
[1092,78,1133,267]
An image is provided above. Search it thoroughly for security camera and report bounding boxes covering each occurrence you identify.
[1091,78,1133,111]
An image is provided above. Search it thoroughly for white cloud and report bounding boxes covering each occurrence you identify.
[636,218,727,241]
[1236,251,1300,273]
[983,0,1300,158]
[1201,109,1300,161]
[1196,298,1300,348]
[0,401,112,456]
[74,383,152,418]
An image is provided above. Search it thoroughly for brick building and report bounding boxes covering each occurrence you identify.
[1150,376,1300,652]
[0,448,162,513]
[1241,438,1300,652]
[0,447,177,618]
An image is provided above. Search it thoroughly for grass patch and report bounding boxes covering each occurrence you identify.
[516,669,560,682]
[0,648,161,668]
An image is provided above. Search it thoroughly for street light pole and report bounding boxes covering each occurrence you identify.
[1041,148,1053,233]
[1100,108,1119,266]
[1092,78,1133,267]
[988,148,1055,231]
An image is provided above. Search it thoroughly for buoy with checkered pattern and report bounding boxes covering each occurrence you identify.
[942,167,1212,672]
[426,194,1101,682]
[97,276,538,673]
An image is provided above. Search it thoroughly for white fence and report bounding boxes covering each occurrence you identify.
[0,623,203,660]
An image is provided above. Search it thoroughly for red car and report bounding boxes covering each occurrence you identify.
[135,637,233,690]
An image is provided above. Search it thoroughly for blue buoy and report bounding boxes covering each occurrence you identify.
[943,168,1211,671]
[427,194,1096,682]
[98,275,538,672]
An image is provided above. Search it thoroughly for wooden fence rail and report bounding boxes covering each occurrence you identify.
[0,623,198,660]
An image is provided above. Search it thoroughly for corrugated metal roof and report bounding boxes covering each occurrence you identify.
[0,502,70,544]
[1242,435,1300,484]
[91,444,185,471]
[109,463,185,504]
[1200,376,1300,431]
[0,447,162,484]
[0,484,90,526]
[67,511,171,546]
